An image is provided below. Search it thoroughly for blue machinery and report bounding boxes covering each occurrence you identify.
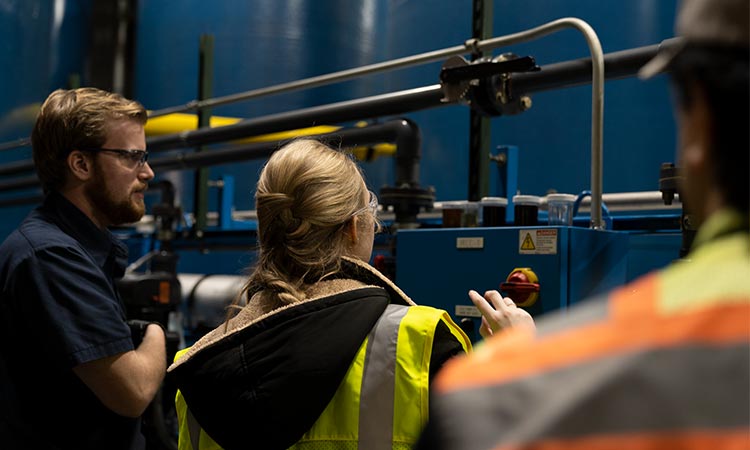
[163,169,679,342]
[397,226,629,340]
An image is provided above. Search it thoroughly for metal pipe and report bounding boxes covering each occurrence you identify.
[178,273,245,328]
[571,191,681,212]
[0,159,36,177]
[0,138,31,152]
[0,121,423,210]
[147,17,604,119]
[0,192,43,208]
[0,86,442,171]
[0,175,40,192]
[512,38,683,94]
[147,42,478,118]
[390,119,421,187]
[149,119,420,173]
[146,86,445,152]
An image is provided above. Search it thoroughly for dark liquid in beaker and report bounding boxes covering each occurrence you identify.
[514,204,538,226]
[442,208,463,227]
[482,206,506,226]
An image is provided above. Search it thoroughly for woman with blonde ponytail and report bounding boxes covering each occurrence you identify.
[169,139,472,450]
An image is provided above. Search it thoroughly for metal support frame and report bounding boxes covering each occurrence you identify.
[214,176,254,231]
[468,0,493,202]
[217,176,233,230]
[193,34,214,238]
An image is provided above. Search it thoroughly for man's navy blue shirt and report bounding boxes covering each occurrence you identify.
[0,191,144,449]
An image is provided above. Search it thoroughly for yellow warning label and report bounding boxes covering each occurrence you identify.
[519,229,558,254]
[521,232,536,250]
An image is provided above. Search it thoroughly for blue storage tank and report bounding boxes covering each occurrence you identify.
[0,0,94,239]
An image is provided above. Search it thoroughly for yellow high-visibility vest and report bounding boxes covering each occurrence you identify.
[175,304,471,450]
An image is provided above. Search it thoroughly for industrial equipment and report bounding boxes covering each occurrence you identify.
[395,225,629,340]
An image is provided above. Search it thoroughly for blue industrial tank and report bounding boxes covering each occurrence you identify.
[0,0,94,143]
[0,0,94,238]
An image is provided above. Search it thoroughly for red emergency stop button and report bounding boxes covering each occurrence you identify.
[499,267,540,307]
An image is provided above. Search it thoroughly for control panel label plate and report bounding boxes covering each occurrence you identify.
[456,237,484,249]
[455,305,481,317]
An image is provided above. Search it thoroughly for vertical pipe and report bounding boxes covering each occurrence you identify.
[391,119,422,188]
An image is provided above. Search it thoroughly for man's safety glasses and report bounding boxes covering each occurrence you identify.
[80,147,149,167]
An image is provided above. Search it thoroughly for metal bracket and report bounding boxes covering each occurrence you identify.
[439,54,539,104]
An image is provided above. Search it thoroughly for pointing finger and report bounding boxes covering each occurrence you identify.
[484,290,509,311]
[469,290,495,317]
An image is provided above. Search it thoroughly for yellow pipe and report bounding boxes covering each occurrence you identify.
[145,113,396,160]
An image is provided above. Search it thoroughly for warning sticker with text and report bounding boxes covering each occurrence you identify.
[519,229,558,254]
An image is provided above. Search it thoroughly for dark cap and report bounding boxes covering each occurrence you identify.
[639,0,750,79]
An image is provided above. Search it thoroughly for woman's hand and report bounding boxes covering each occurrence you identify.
[468,289,536,339]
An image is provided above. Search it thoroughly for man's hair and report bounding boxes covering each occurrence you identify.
[31,87,147,193]
[239,139,372,307]
[670,44,749,213]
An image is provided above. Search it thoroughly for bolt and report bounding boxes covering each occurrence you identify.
[520,96,532,110]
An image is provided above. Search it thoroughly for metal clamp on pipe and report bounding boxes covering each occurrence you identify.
[439,53,540,113]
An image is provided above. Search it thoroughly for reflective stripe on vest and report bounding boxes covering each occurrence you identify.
[176,304,470,450]
[358,304,408,449]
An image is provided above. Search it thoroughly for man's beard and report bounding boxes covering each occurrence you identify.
[85,170,145,226]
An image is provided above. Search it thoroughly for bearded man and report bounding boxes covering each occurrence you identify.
[0,88,166,449]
